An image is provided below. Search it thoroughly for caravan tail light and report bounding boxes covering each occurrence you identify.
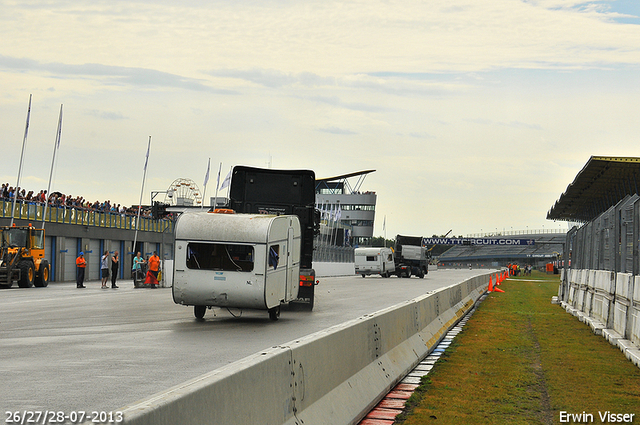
[299,274,315,287]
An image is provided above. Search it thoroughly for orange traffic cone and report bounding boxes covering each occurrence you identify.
[494,286,505,293]
[488,276,494,292]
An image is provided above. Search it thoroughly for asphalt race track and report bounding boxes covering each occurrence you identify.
[1,269,486,417]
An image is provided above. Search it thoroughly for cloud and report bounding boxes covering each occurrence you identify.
[465,118,544,130]
[87,109,127,120]
[0,55,236,94]
[409,132,437,139]
[526,0,640,24]
[319,126,358,135]
[1,0,639,239]
[207,67,468,100]
[308,95,392,113]
[206,68,336,88]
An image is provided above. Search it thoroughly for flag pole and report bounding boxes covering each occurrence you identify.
[217,166,232,206]
[225,166,232,200]
[213,162,222,209]
[202,158,211,209]
[331,204,341,247]
[10,94,32,227]
[383,215,387,248]
[327,204,335,252]
[42,104,63,229]
[322,204,330,259]
[133,136,151,255]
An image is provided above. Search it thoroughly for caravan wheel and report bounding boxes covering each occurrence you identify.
[268,306,281,321]
[194,305,206,319]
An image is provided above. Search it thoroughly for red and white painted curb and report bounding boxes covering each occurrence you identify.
[357,294,486,425]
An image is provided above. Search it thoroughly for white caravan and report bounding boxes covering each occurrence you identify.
[172,211,301,320]
[354,247,395,278]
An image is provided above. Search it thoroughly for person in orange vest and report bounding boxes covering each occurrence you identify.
[146,251,161,287]
[76,252,87,288]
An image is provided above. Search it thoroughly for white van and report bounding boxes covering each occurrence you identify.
[354,247,395,278]
[172,211,301,320]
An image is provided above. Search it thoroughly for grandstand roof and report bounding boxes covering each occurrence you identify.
[315,170,376,183]
[547,156,640,223]
[316,170,376,195]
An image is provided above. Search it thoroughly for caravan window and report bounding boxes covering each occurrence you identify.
[366,256,376,262]
[186,242,254,272]
[268,245,280,269]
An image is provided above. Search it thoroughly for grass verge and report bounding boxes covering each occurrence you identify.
[395,271,640,424]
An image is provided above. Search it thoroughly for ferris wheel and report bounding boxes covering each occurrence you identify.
[164,178,202,207]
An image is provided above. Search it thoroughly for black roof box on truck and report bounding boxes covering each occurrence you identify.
[228,166,316,270]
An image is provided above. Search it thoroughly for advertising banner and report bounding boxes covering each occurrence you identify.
[423,237,535,246]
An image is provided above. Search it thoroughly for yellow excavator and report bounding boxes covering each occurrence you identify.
[0,224,50,288]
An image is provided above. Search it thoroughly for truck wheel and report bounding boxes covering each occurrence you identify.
[361,274,366,278]
[18,261,35,288]
[194,305,206,319]
[269,306,281,321]
[35,260,50,287]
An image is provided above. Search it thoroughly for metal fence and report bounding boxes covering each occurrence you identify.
[566,193,639,275]
[560,194,640,352]
[313,238,355,263]
[0,200,172,233]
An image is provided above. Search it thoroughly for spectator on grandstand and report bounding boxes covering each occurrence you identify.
[1,184,162,219]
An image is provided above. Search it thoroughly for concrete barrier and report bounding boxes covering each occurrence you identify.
[115,272,492,425]
[561,268,640,369]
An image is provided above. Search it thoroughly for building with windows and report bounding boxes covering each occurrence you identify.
[315,170,376,246]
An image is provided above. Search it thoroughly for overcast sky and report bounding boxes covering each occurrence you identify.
[1,0,639,238]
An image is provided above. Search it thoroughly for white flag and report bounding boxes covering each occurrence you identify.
[215,162,222,190]
[143,137,151,171]
[55,104,63,149]
[219,168,232,190]
[203,158,211,187]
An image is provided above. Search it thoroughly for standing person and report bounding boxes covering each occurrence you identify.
[76,252,86,288]
[111,251,119,289]
[147,251,161,287]
[101,251,110,288]
[132,252,145,286]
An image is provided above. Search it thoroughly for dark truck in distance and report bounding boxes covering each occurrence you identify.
[227,166,319,309]
[393,234,428,278]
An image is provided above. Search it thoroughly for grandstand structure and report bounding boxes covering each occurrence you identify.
[437,232,565,269]
[548,156,640,356]
[442,156,640,271]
